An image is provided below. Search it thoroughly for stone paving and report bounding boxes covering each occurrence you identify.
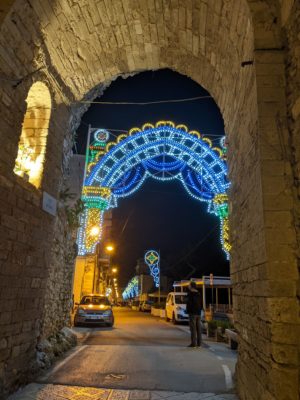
[9,384,238,400]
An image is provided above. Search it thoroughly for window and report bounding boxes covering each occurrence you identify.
[175,295,188,305]
[80,296,110,305]
[14,82,51,188]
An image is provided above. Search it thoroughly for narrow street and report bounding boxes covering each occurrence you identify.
[10,308,237,400]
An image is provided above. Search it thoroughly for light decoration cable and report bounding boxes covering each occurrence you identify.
[122,276,139,300]
[144,250,160,288]
[77,121,231,258]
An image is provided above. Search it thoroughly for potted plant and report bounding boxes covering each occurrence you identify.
[207,320,217,337]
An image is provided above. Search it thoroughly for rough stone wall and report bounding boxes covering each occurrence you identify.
[0,1,299,399]
[284,1,300,396]
[233,1,300,398]
[40,203,76,340]
[284,0,300,293]
[0,3,77,396]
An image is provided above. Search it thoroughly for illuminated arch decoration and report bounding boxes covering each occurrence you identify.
[77,122,230,258]
[122,276,139,300]
[145,250,160,288]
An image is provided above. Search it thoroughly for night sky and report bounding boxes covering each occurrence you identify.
[75,69,229,287]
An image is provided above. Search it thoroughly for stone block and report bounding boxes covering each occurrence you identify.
[0,348,11,363]
[269,280,297,297]
[0,312,12,325]
[257,87,286,103]
[265,259,298,280]
[271,343,298,365]
[291,95,300,119]
[269,364,299,400]
[271,322,300,345]
[11,345,21,358]
[263,192,293,211]
[268,298,298,323]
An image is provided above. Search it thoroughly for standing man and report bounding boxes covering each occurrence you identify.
[186,280,203,348]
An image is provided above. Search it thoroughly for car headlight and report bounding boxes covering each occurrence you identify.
[78,308,85,315]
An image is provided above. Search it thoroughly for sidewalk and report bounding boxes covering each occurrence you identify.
[9,383,238,400]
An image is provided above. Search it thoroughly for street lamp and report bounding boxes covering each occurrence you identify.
[112,267,118,273]
[106,244,114,252]
[104,243,115,298]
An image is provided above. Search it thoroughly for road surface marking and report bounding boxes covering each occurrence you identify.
[40,345,88,381]
[222,364,233,389]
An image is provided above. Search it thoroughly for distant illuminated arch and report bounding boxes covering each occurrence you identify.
[77,122,230,258]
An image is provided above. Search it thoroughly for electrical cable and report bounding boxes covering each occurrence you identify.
[165,223,219,271]
[77,95,212,106]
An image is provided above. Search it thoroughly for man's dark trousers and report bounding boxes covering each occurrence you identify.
[189,315,201,347]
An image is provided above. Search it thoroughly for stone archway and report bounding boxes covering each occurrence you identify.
[0,1,298,399]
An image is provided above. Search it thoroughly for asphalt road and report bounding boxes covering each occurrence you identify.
[39,307,237,393]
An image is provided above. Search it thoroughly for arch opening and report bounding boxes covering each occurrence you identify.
[14,81,51,188]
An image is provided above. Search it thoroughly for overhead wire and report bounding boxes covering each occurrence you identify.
[77,95,212,106]
[165,223,219,272]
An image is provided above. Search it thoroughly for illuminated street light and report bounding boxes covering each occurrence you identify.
[106,244,114,252]
[112,267,118,273]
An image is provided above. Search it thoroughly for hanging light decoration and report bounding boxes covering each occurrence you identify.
[144,250,160,288]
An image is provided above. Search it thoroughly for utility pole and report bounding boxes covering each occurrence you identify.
[158,250,161,305]
[83,124,91,184]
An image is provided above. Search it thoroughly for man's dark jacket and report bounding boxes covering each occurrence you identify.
[186,289,203,315]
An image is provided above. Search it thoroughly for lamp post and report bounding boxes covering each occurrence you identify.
[89,226,101,293]
[105,243,114,297]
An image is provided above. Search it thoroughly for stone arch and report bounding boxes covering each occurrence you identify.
[0,1,298,399]
[14,81,51,188]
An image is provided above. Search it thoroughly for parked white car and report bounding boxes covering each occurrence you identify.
[165,292,188,323]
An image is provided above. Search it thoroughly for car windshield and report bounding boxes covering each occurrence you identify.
[175,295,187,304]
[80,296,110,305]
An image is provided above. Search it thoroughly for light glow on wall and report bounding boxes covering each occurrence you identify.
[14,82,51,188]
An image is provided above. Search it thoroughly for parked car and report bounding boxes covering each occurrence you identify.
[139,300,154,312]
[74,294,114,327]
[165,292,188,323]
[131,300,140,310]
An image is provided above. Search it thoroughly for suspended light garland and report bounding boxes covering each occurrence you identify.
[77,121,231,258]
[144,250,160,288]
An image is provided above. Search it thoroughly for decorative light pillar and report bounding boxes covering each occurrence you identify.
[213,193,231,258]
[144,250,160,288]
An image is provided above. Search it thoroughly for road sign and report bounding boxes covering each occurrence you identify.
[210,273,214,286]
[42,191,57,216]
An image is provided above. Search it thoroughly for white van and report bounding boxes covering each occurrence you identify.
[165,292,188,323]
